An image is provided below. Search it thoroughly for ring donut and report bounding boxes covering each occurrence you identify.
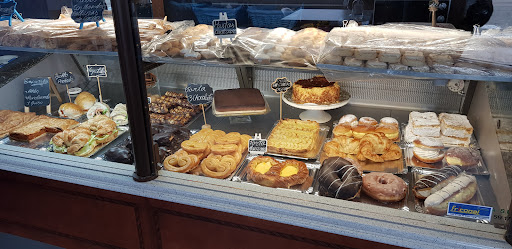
[247,156,309,188]
[362,172,407,202]
[318,157,362,200]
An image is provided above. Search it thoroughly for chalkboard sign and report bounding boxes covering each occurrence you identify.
[213,19,237,38]
[54,71,75,85]
[271,77,292,93]
[248,138,267,154]
[86,65,107,77]
[71,0,105,23]
[0,1,15,18]
[185,83,213,105]
[24,77,50,107]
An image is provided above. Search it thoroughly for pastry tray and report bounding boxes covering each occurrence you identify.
[404,147,489,175]
[312,172,409,211]
[1,126,128,158]
[232,154,317,194]
[411,168,485,217]
[212,98,271,117]
[319,143,407,174]
[265,121,330,160]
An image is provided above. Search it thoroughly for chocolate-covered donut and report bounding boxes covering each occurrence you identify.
[318,157,362,200]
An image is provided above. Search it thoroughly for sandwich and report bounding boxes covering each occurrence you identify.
[74,92,96,111]
[81,115,119,144]
[87,102,110,120]
[58,103,83,119]
[50,127,97,157]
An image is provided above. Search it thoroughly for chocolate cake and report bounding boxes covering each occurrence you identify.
[214,88,266,113]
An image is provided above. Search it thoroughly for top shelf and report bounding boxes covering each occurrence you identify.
[1,45,510,83]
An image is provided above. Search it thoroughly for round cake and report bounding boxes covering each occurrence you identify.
[292,76,340,105]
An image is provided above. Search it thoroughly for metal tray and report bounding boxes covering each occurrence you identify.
[265,121,330,160]
[411,168,485,217]
[232,154,317,194]
[405,147,489,175]
[1,126,128,158]
[319,141,407,174]
[312,172,409,211]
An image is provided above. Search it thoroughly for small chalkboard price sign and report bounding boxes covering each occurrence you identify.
[55,71,75,102]
[248,133,267,155]
[0,0,24,26]
[87,64,106,103]
[72,0,106,29]
[271,77,292,120]
[186,83,213,126]
[212,12,237,45]
[24,77,51,114]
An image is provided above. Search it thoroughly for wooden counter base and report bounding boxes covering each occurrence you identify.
[0,170,403,249]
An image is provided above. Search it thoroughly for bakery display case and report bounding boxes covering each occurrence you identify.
[1,0,512,248]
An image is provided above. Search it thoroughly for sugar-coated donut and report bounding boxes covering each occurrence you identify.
[362,172,407,202]
[318,157,362,200]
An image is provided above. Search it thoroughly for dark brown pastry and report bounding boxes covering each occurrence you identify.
[412,165,462,199]
[104,147,133,164]
[318,157,362,200]
[214,88,266,112]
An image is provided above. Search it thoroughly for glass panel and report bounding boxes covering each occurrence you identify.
[0,1,135,168]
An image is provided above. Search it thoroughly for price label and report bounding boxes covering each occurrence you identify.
[0,1,15,19]
[271,77,292,93]
[54,71,75,85]
[185,83,213,105]
[447,202,493,222]
[248,133,267,154]
[213,19,237,38]
[71,0,105,23]
[24,77,50,107]
[86,65,107,77]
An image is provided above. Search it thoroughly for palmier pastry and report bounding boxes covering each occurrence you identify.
[211,143,238,155]
[163,149,200,173]
[200,154,238,179]
[362,172,407,202]
[247,156,309,188]
[181,140,209,154]
[215,132,241,145]
[318,157,362,200]
[412,165,462,199]
[240,134,252,152]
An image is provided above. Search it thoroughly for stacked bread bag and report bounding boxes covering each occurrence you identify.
[319,24,472,74]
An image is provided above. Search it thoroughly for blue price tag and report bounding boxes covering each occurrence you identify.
[447,202,493,221]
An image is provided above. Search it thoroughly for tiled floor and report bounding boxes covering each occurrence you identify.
[0,233,62,249]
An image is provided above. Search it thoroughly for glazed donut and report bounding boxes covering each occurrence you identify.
[215,132,241,145]
[247,156,309,188]
[163,149,200,173]
[424,173,477,215]
[318,157,362,200]
[181,140,208,154]
[211,144,238,155]
[362,172,407,202]
[413,165,462,199]
[200,154,238,179]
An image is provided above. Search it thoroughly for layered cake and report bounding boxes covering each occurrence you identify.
[214,88,266,113]
[292,76,340,105]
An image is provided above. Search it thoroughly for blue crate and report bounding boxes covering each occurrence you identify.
[192,4,247,26]
[247,6,298,29]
